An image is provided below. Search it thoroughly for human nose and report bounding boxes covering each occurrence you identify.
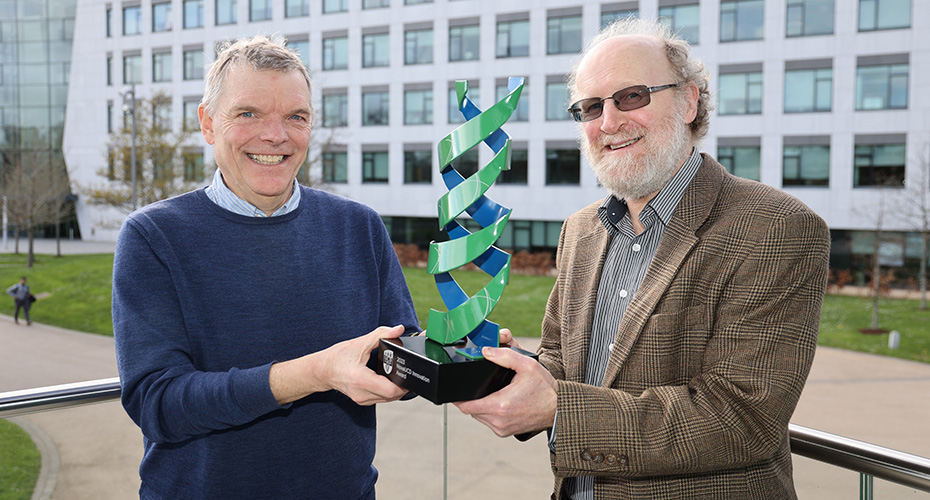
[599,100,627,135]
[260,117,288,144]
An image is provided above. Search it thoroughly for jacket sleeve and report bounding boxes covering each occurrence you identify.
[113,219,283,444]
[548,209,830,479]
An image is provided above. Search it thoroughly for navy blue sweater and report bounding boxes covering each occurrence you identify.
[113,187,419,499]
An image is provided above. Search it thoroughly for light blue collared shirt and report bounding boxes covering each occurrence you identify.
[204,168,301,217]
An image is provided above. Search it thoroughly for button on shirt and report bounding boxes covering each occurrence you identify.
[566,148,702,500]
[204,168,301,217]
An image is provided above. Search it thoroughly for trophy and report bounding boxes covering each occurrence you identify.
[377,77,537,404]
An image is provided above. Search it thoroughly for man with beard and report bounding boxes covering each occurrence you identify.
[455,17,831,500]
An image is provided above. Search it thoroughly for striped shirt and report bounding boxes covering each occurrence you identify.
[567,147,702,500]
[204,168,301,217]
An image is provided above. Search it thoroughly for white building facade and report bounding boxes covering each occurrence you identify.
[62,0,928,277]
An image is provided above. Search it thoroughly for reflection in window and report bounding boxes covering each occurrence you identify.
[123,54,142,84]
[496,19,529,58]
[362,91,389,126]
[784,67,832,113]
[404,89,432,125]
[153,2,172,32]
[546,81,570,121]
[496,82,528,121]
[859,0,910,31]
[250,0,271,21]
[363,0,389,8]
[287,40,309,67]
[183,150,205,182]
[718,71,762,115]
[216,0,236,24]
[184,0,204,28]
[183,49,203,80]
[363,33,390,68]
[720,0,764,42]
[123,6,141,35]
[152,52,172,82]
[405,28,433,65]
[601,9,637,29]
[854,142,905,187]
[322,93,348,127]
[546,148,580,185]
[547,15,581,55]
[449,86,478,124]
[322,36,348,70]
[659,3,699,44]
[718,145,761,181]
[285,0,309,17]
[784,144,830,186]
[786,0,834,37]
[183,100,200,131]
[448,149,478,178]
[449,24,479,62]
[856,62,908,110]
[323,152,348,183]
[499,148,527,184]
[404,149,431,184]
[323,0,348,13]
[362,151,389,183]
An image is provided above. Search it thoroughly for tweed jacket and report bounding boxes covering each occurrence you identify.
[539,154,830,499]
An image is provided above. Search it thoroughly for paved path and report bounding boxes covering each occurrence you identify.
[2,239,930,499]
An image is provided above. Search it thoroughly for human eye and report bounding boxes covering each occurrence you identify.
[239,111,254,118]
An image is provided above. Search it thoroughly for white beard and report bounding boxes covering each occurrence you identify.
[583,107,692,202]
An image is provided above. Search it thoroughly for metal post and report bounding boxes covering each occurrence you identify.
[2,195,7,251]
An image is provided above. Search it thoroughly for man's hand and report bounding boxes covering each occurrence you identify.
[270,325,407,406]
[454,346,557,437]
[498,328,522,349]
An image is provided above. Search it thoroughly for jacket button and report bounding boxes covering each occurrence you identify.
[593,453,604,463]
[581,449,593,461]
[606,454,617,465]
[619,455,629,467]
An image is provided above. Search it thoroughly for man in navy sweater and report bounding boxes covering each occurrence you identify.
[113,35,419,499]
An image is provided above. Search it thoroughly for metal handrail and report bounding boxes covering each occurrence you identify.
[2,380,930,493]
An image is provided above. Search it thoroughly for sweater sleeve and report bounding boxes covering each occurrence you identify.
[113,218,284,444]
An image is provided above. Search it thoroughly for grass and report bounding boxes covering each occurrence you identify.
[818,294,930,364]
[0,420,41,500]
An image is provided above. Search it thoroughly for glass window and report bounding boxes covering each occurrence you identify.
[153,2,172,32]
[449,24,479,62]
[405,28,433,65]
[107,55,112,85]
[784,144,830,186]
[546,81,570,121]
[183,49,204,80]
[404,150,432,184]
[601,9,637,29]
[854,142,905,187]
[323,0,347,13]
[718,71,763,115]
[404,88,432,125]
[250,0,271,21]
[106,7,112,37]
[859,0,910,31]
[363,0,389,8]
[123,54,142,84]
[546,148,579,185]
[720,0,764,42]
[153,99,172,131]
[322,36,348,70]
[718,145,761,180]
[786,0,834,37]
[152,52,172,82]
[496,82,528,121]
[362,91,389,126]
[449,149,478,178]
[322,92,348,127]
[183,100,200,131]
[856,63,908,110]
[499,147,527,184]
[216,0,236,24]
[547,15,581,55]
[496,19,529,58]
[288,40,309,67]
[784,67,832,112]
[362,33,389,68]
[285,0,309,17]
[184,0,204,28]
[405,0,431,4]
[449,86,478,124]
[107,100,114,133]
[658,4,699,44]
[322,152,348,183]
[123,5,141,35]
[183,150,204,182]
[362,151,389,183]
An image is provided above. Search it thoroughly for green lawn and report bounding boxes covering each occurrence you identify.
[0,420,40,500]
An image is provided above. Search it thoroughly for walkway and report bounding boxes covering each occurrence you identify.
[2,239,930,499]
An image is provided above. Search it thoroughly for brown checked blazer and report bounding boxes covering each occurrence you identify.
[539,154,831,499]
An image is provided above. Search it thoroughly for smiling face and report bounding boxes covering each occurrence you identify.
[199,64,312,214]
[574,35,698,203]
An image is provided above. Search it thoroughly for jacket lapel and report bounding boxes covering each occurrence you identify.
[563,218,610,383]
[600,155,724,387]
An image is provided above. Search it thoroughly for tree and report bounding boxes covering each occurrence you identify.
[899,142,930,310]
[83,91,201,214]
[0,147,73,267]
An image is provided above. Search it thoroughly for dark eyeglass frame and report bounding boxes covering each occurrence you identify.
[567,83,679,122]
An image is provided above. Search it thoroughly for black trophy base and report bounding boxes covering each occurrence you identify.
[377,336,538,405]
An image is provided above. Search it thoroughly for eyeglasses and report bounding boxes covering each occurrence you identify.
[567,83,679,122]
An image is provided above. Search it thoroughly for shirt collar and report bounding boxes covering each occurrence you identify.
[598,147,702,233]
[204,168,301,217]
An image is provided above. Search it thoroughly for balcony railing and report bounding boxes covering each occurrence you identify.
[3,378,930,496]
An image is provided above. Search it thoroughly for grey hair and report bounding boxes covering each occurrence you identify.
[567,17,714,141]
[201,35,313,120]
